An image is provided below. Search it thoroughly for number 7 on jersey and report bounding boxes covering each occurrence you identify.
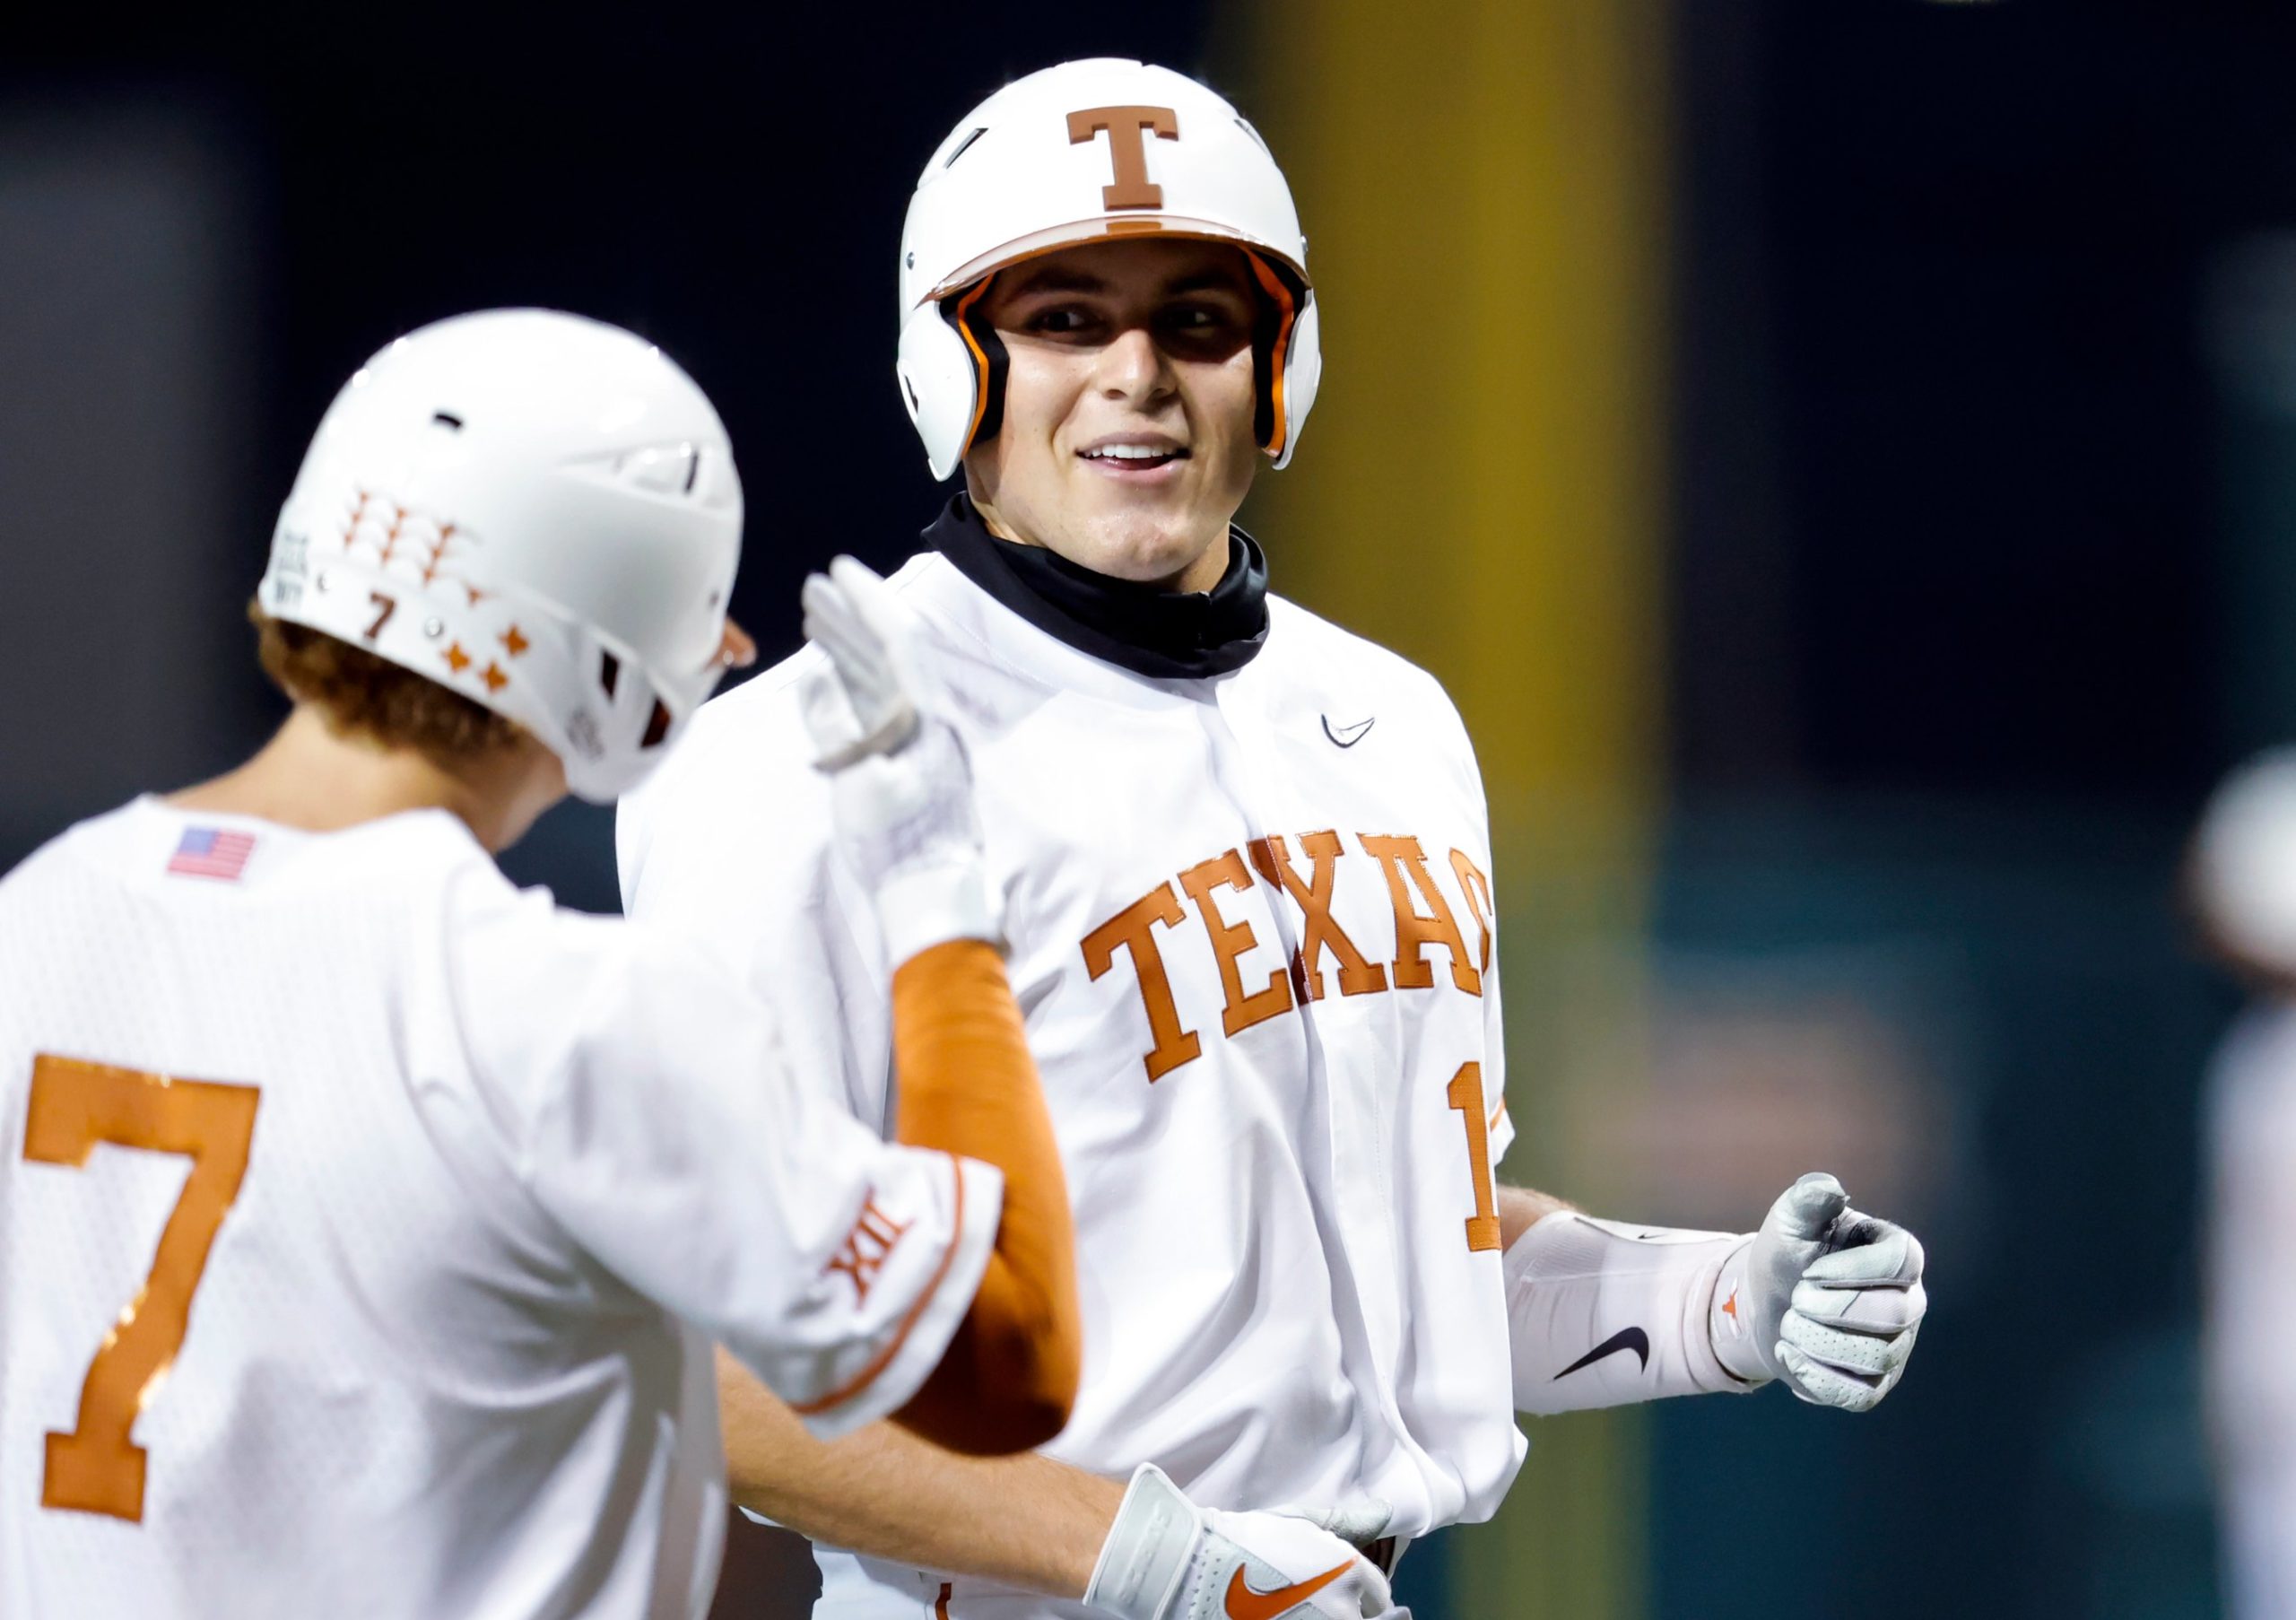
[23,1056,261,1522]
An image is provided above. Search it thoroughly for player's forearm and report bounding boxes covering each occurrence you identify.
[1504,1184,1735,1411]
[1503,1206,1749,1413]
[886,939,1082,1454]
[1500,1182,1754,1413]
[719,1350,1118,1599]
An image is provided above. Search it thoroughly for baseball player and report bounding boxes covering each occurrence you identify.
[0,309,1080,1618]
[2190,752,2296,1616]
[620,60,1928,1620]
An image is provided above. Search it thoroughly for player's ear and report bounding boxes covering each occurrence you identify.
[717,620,756,670]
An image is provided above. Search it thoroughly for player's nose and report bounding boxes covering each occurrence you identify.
[1093,325,1175,405]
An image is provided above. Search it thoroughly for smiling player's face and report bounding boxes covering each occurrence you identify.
[963,238,1264,596]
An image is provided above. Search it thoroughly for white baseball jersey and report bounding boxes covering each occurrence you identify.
[0,796,1000,1620]
[621,548,1526,1618]
[2206,1005,2296,1620]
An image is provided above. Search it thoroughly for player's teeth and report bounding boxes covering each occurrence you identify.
[1087,446,1171,460]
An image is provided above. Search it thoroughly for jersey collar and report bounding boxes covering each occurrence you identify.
[926,494,1270,679]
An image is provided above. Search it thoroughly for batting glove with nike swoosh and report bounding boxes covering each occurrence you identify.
[1710,1172,1926,1412]
[798,555,997,962]
[1085,1464,1407,1620]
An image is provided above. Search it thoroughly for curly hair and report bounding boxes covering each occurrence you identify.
[250,601,527,762]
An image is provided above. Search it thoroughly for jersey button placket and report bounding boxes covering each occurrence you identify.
[1205,677,1410,1392]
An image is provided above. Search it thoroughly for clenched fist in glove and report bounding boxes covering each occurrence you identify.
[797,555,997,960]
[1086,1465,1407,1620]
[1710,1173,1926,1411]
[1508,1173,1926,1415]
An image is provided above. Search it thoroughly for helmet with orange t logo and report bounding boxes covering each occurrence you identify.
[895,58,1320,480]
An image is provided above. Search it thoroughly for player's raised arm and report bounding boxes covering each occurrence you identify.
[449,553,1082,1451]
[796,554,1082,1451]
[407,527,1075,1450]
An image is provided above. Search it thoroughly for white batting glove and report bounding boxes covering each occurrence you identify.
[1086,1465,1406,1620]
[1710,1172,1926,1412]
[798,556,996,961]
[1272,1498,1394,1556]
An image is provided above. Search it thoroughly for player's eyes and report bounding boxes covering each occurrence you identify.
[1154,303,1251,358]
[1160,301,1249,335]
[1011,300,1246,349]
[1024,306,1100,336]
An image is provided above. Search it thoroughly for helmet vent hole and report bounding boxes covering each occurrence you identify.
[641,700,673,749]
[944,126,988,168]
[599,651,621,698]
[430,411,464,431]
[613,443,700,497]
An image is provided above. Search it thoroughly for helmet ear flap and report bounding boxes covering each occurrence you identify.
[1270,292,1321,470]
[946,274,1010,453]
[557,623,700,802]
[1242,250,1321,468]
[1245,251,1303,458]
[894,274,1008,483]
[896,288,993,481]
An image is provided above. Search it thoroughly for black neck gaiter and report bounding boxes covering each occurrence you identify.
[926,494,1270,679]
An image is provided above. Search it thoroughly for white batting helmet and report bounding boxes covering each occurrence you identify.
[257,309,743,803]
[895,58,1321,480]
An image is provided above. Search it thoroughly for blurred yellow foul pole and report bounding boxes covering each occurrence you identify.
[1222,3,1674,1615]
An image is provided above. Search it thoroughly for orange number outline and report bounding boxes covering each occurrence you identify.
[22,1056,261,1522]
[1445,1061,1502,1253]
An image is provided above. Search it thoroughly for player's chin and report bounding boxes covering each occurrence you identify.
[1069,481,1225,567]
[1071,510,1215,584]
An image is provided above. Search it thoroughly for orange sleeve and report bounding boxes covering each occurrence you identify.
[884,939,1081,1455]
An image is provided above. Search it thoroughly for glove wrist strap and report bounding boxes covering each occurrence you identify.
[1507,1214,1760,1414]
[1085,1465,1202,1620]
[1709,1237,1774,1384]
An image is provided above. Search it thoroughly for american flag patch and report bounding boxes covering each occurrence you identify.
[167,827,257,881]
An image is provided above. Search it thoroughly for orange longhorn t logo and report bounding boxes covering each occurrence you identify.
[1066,105,1180,209]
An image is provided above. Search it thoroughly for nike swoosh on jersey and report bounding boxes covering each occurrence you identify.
[1225,1561,1355,1620]
[1552,1325,1652,1380]
[1321,715,1376,748]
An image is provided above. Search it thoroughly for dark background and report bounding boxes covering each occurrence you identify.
[1,1,1212,906]
[9,3,2296,1614]
[1657,5,2294,1616]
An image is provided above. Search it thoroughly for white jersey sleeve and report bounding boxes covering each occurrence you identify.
[445,869,995,1438]
[618,660,895,1131]
[2206,1006,2296,1619]
[1437,684,1512,1166]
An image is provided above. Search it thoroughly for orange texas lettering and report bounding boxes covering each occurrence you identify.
[1083,831,1493,1082]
